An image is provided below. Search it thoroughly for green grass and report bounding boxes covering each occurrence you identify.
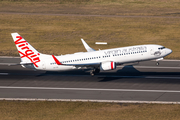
[0,101,180,120]
[0,14,180,59]
[0,0,180,59]
[0,0,180,16]
[0,1,180,119]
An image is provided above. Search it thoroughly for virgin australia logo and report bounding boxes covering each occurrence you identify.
[154,51,161,56]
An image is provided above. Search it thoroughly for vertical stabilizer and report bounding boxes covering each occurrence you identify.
[11,33,41,67]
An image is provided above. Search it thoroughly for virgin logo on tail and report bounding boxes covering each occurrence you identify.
[15,36,40,67]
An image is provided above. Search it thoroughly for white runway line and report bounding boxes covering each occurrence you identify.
[0,98,180,104]
[0,86,180,93]
[0,72,180,79]
[0,56,20,58]
[0,73,9,75]
[43,74,180,79]
[95,75,180,79]
[117,66,180,69]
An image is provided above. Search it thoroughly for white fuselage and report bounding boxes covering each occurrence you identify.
[24,44,172,71]
[11,33,172,73]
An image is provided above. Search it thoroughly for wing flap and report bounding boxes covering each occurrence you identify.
[52,55,100,68]
[63,63,100,67]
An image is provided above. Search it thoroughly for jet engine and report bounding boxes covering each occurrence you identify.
[100,61,116,71]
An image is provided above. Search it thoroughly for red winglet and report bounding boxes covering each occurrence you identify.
[52,55,62,65]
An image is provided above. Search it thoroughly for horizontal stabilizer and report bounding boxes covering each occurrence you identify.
[20,62,34,65]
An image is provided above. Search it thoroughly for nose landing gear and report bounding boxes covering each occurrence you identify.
[156,58,163,66]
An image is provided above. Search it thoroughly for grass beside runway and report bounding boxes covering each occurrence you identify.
[0,101,180,120]
[1,14,180,59]
[0,0,180,59]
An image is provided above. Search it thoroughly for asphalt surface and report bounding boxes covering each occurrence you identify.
[0,57,180,102]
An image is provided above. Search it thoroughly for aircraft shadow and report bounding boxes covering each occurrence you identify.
[36,65,180,77]
[2,65,180,84]
[98,65,180,82]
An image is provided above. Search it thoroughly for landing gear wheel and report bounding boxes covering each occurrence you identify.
[156,62,159,66]
[94,68,100,73]
[90,71,95,76]
[90,68,100,76]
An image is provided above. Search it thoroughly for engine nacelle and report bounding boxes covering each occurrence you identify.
[100,61,116,71]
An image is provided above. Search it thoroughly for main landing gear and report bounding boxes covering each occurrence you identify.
[90,68,100,76]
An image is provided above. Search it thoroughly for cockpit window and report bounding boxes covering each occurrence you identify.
[158,46,165,50]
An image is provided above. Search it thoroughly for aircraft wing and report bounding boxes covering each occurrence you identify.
[81,39,96,52]
[63,63,100,68]
[52,55,100,68]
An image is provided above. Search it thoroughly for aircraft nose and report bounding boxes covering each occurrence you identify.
[166,48,172,54]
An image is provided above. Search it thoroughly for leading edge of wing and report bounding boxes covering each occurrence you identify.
[62,63,100,67]
[52,55,100,67]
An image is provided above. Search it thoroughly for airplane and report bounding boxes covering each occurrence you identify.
[11,33,172,76]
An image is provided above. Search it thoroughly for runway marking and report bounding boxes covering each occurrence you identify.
[98,75,180,79]
[1,72,180,79]
[0,86,180,93]
[0,73,9,75]
[0,70,180,79]
[117,66,180,69]
[50,74,180,79]
[0,56,20,58]
[1,98,180,104]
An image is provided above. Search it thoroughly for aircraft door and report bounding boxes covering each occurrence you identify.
[42,61,46,69]
[150,47,154,55]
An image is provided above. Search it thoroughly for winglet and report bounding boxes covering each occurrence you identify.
[52,55,63,65]
[81,39,95,52]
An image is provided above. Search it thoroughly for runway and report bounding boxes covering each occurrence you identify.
[0,57,180,103]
